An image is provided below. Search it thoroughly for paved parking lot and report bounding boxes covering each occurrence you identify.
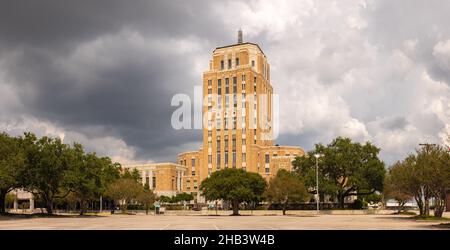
[1,213,448,230]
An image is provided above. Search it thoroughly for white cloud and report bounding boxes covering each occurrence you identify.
[221,0,450,164]
[433,39,450,72]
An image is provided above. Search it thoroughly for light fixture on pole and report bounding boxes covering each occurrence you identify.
[314,153,324,215]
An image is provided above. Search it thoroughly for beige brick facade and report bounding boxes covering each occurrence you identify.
[123,163,185,197]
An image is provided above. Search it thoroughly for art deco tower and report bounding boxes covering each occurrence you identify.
[200,30,274,179]
[178,31,303,199]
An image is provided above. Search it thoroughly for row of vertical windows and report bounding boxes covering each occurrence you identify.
[206,76,258,96]
[220,57,241,70]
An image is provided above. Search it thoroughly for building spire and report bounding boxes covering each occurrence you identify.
[238,28,243,44]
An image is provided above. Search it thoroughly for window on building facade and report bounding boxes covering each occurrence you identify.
[217,152,221,166]
[228,59,232,69]
[208,155,212,164]
[252,60,255,67]
[186,180,190,190]
[191,158,195,167]
[242,138,246,145]
[216,119,221,130]
[208,88,212,94]
[208,79,212,86]
[152,176,156,189]
[221,60,224,70]
[265,154,270,163]
[225,151,229,165]
[232,151,236,165]
[265,167,270,174]
[194,180,198,189]
[192,170,195,176]
[242,153,246,162]
[236,58,240,66]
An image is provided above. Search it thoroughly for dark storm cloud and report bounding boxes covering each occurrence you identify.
[1,0,449,165]
[0,0,229,50]
[0,0,233,162]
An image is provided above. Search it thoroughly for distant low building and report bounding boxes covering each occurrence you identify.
[122,163,185,197]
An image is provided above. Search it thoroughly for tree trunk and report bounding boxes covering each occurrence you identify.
[79,199,86,216]
[433,193,445,218]
[0,189,7,214]
[231,199,239,215]
[45,199,53,215]
[145,204,149,215]
[414,195,424,216]
[282,204,287,216]
[424,197,430,216]
[338,192,345,209]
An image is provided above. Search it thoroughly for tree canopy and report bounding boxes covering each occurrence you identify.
[264,169,309,215]
[0,132,25,213]
[200,168,267,215]
[293,137,386,208]
[387,145,449,217]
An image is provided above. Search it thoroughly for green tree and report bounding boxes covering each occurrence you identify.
[136,183,156,215]
[384,170,412,213]
[105,178,142,213]
[264,169,309,215]
[122,168,141,183]
[388,145,450,217]
[19,133,72,214]
[176,192,194,203]
[293,137,386,208]
[416,145,449,217]
[158,195,172,204]
[0,132,25,214]
[200,168,267,215]
[64,144,120,215]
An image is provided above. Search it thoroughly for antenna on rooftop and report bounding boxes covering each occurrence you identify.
[238,28,243,44]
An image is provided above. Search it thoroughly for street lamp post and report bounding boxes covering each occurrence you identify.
[314,153,323,214]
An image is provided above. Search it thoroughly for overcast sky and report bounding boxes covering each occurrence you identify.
[0,0,449,165]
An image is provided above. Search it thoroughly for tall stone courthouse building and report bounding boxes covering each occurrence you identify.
[125,31,304,201]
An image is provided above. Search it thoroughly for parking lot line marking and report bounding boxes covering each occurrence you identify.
[266,226,277,230]
[160,224,171,230]
[213,224,220,230]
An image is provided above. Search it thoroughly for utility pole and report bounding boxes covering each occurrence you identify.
[314,153,323,214]
[99,196,102,213]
